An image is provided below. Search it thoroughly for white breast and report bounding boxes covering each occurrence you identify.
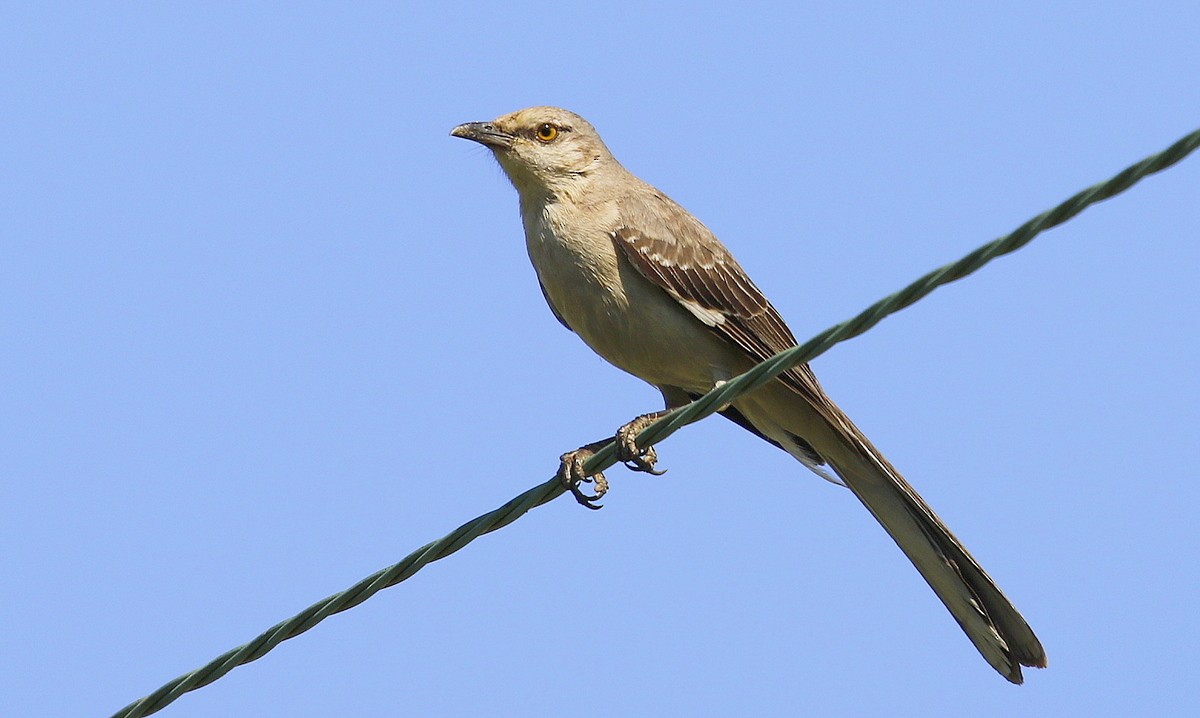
[522,200,744,393]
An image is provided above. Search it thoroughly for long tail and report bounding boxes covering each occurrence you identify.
[828,435,1046,683]
[735,395,1047,682]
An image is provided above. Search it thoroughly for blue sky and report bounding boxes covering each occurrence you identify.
[4,4,1199,716]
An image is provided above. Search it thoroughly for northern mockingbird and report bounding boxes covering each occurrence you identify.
[451,106,1046,683]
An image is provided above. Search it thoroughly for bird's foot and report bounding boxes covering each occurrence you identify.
[558,443,609,510]
[558,412,669,509]
[615,411,668,475]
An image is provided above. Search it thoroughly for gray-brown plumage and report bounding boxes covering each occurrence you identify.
[452,106,1046,682]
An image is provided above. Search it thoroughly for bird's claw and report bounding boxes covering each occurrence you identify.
[558,447,608,510]
[615,412,668,476]
[558,413,667,509]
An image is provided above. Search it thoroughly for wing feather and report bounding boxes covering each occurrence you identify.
[612,190,829,410]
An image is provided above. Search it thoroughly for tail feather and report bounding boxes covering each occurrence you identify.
[739,392,1046,682]
[828,445,1046,683]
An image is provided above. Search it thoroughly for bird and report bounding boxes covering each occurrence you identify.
[451,106,1046,683]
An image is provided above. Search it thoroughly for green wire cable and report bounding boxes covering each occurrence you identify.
[111,126,1200,718]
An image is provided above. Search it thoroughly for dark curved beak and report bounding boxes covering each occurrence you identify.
[450,121,514,149]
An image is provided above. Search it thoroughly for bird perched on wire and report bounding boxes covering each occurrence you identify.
[451,106,1046,683]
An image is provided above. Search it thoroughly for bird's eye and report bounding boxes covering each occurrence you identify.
[535,123,559,142]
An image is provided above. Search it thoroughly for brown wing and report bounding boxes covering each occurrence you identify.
[612,189,829,410]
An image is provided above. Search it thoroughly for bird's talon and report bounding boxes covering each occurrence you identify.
[558,448,607,509]
[625,456,667,476]
[616,430,666,475]
[569,483,603,509]
[613,412,669,475]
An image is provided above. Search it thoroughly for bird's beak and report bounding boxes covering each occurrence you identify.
[450,121,514,149]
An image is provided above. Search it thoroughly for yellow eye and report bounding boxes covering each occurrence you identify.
[535,123,559,142]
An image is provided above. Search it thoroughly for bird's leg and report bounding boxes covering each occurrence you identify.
[557,411,669,509]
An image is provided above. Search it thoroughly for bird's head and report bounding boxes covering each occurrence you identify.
[451,107,618,200]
